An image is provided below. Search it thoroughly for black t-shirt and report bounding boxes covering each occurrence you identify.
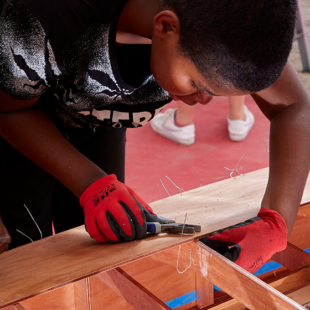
[0,0,171,128]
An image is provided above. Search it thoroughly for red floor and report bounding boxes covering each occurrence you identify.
[125,95,270,204]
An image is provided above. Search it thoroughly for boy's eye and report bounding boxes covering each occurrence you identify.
[191,81,202,93]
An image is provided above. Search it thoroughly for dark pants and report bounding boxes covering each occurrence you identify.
[0,126,126,249]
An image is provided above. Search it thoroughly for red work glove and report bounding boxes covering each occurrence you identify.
[200,208,287,274]
[80,174,162,243]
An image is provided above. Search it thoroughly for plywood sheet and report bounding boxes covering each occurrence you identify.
[1,168,310,308]
[196,242,305,310]
[19,284,76,310]
[122,256,196,304]
[89,275,133,310]
[206,267,310,309]
[286,284,310,305]
[289,204,310,250]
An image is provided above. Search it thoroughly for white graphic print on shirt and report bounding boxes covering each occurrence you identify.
[0,0,171,128]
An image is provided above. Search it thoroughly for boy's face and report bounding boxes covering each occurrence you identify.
[150,41,249,105]
[150,11,249,105]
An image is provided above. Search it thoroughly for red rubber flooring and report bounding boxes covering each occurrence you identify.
[125,95,270,204]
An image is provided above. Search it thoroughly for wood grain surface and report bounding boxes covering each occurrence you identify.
[195,241,306,310]
[286,284,310,306]
[203,267,310,309]
[195,272,214,309]
[97,268,171,310]
[272,242,310,271]
[1,168,310,308]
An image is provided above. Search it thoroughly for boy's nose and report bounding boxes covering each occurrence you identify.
[191,93,213,105]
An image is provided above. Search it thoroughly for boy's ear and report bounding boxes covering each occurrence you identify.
[153,10,180,39]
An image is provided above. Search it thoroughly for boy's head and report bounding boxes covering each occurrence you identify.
[150,0,297,104]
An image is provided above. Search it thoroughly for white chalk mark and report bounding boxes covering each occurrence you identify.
[16,229,33,242]
[24,204,43,239]
[160,179,171,197]
[165,176,184,195]
[224,154,245,178]
[176,213,192,274]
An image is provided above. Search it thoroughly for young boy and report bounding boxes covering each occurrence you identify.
[0,0,308,274]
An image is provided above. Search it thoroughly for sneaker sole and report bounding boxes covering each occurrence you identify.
[229,133,248,142]
[150,122,195,146]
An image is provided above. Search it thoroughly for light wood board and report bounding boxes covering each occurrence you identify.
[1,168,310,307]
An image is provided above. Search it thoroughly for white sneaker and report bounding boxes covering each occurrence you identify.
[227,105,255,141]
[151,108,195,146]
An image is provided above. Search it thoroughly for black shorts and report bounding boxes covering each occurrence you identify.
[0,126,126,250]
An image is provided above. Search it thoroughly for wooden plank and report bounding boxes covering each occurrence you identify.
[74,279,90,310]
[258,266,290,282]
[202,298,246,310]
[266,267,310,293]
[298,203,310,217]
[206,268,310,310]
[19,283,76,310]
[285,283,310,306]
[0,168,270,307]
[205,267,310,309]
[150,242,309,310]
[11,306,24,310]
[195,241,305,309]
[195,272,214,309]
[122,254,196,307]
[272,242,310,270]
[1,168,310,307]
[289,217,310,250]
[89,274,134,310]
[97,267,171,310]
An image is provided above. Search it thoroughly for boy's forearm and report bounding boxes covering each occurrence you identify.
[252,62,310,237]
[262,102,310,236]
[0,107,107,197]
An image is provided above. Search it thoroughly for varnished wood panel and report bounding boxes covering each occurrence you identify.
[195,272,213,309]
[195,241,305,310]
[286,283,310,306]
[1,168,310,308]
[289,204,310,250]
[89,274,133,310]
[272,242,310,270]
[74,279,90,310]
[122,255,196,305]
[204,267,310,309]
[19,284,76,310]
[97,268,170,310]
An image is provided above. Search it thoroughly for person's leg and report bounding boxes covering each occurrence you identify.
[227,96,255,141]
[175,101,196,126]
[0,137,54,250]
[228,96,245,120]
[52,127,126,233]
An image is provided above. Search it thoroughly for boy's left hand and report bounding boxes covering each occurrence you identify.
[80,174,168,243]
[200,208,287,274]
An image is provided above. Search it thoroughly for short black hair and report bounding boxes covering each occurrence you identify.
[162,0,297,92]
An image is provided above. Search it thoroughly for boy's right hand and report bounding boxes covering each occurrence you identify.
[80,174,161,243]
[200,208,287,274]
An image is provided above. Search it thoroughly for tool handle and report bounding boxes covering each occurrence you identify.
[147,222,162,234]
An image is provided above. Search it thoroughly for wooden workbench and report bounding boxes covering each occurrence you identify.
[1,168,310,309]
